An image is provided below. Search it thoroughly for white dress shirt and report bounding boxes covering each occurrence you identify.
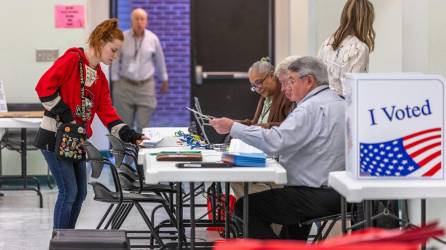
[230,85,346,187]
[112,29,168,82]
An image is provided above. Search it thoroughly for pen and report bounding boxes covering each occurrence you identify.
[150,150,202,155]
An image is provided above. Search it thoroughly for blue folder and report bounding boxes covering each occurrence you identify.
[222,152,266,167]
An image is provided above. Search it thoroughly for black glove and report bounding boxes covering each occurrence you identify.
[119,125,143,144]
[59,109,74,123]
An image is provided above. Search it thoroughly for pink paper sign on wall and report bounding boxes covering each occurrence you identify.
[55,5,85,28]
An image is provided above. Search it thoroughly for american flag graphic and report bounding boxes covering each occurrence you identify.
[360,128,442,177]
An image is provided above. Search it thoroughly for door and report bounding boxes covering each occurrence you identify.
[191,0,274,143]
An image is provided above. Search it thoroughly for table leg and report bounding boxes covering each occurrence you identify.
[190,182,195,250]
[341,196,347,234]
[176,182,184,249]
[21,128,27,188]
[364,200,372,228]
[243,182,249,238]
[21,128,43,207]
[0,128,43,208]
[224,182,230,238]
[421,199,427,250]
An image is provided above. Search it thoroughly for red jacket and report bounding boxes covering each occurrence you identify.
[34,48,126,151]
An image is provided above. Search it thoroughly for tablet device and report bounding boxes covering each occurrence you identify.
[176,162,233,168]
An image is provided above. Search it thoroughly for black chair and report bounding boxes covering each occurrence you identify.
[107,135,176,196]
[302,212,352,243]
[106,135,178,229]
[107,135,239,245]
[84,141,178,249]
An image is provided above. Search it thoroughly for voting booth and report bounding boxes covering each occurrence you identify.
[345,73,445,179]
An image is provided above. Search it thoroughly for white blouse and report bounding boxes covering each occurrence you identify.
[318,35,370,95]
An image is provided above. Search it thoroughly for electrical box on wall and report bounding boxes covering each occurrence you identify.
[345,73,445,180]
[35,49,59,62]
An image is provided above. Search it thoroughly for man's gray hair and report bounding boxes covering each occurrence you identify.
[288,56,329,86]
[249,57,274,76]
[274,55,301,77]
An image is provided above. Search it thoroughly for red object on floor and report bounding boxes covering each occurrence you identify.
[213,222,444,250]
[214,239,418,250]
[207,194,236,231]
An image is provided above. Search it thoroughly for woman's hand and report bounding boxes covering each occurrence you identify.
[136,135,149,146]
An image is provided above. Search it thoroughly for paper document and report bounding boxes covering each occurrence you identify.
[141,129,164,147]
[228,139,264,154]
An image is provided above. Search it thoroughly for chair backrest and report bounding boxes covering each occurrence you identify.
[107,134,126,167]
[106,135,145,193]
[83,141,106,179]
[84,141,122,198]
[107,134,139,167]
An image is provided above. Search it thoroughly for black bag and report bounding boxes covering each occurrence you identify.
[55,123,86,161]
[54,54,87,162]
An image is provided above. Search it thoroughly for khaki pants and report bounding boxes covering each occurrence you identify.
[113,78,157,132]
[231,182,283,199]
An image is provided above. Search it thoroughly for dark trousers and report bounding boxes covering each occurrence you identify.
[235,186,341,240]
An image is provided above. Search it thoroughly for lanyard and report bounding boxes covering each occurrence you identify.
[259,99,272,122]
[77,54,87,125]
[298,86,330,106]
[134,36,143,59]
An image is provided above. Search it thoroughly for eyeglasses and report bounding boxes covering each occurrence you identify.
[250,71,272,92]
[281,74,310,87]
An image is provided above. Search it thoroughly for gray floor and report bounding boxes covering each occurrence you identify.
[0,177,220,249]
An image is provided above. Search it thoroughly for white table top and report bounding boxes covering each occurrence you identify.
[329,171,446,202]
[138,138,189,165]
[142,127,188,137]
[143,147,287,184]
[138,127,189,164]
[0,118,42,128]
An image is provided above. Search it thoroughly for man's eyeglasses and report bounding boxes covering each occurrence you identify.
[281,74,310,87]
[250,71,273,92]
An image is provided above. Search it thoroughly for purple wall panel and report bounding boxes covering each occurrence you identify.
[118,0,190,127]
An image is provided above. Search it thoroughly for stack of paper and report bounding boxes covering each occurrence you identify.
[142,137,164,147]
[222,152,266,167]
[228,139,264,153]
[222,139,266,167]
[141,129,164,147]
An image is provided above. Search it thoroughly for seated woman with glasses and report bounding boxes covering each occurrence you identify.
[238,57,293,129]
[232,57,293,200]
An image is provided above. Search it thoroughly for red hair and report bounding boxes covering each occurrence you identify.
[88,18,124,56]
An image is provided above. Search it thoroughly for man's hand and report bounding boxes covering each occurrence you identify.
[209,117,234,134]
[161,80,169,94]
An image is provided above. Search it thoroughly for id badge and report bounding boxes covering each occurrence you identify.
[128,61,137,73]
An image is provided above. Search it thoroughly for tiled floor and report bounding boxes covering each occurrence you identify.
[0,175,220,250]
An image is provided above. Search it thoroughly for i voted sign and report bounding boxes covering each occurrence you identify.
[344,74,445,179]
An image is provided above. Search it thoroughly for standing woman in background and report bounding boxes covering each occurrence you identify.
[34,19,144,229]
[318,0,375,95]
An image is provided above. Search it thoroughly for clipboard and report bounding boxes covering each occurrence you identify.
[185,107,215,121]
[156,153,203,161]
[189,97,212,145]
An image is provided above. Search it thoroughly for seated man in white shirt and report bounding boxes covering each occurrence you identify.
[210,56,345,240]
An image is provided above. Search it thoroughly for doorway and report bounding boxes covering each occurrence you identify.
[191,0,274,142]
